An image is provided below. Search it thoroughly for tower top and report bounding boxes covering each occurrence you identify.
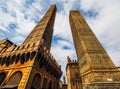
[67,56,71,63]
[22,5,57,50]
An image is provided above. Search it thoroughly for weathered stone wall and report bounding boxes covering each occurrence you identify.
[83,82,120,89]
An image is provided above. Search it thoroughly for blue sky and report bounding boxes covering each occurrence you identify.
[0,0,120,80]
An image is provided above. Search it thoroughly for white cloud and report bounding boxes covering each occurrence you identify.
[53,12,73,42]
[0,0,44,44]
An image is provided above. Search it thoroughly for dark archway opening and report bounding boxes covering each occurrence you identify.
[20,53,25,64]
[10,55,16,65]
[1,57,6,66]
[15,54,20,64]
[30,51,36,60]
[0,72,6,85]
[30,74,41,89]
[6,56,10,66]
[1,71,22,89]
[25,52,30,62]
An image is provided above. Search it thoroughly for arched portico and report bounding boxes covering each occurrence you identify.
[2,71,22,89]
[31,74,41,89]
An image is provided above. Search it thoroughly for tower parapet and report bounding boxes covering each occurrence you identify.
[66,56,78,68]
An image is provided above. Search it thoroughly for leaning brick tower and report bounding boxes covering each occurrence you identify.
[69,10,120,89]
[0,5,62,89]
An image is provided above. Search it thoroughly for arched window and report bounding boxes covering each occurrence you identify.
[2,71,22,89]
[15,54,20,64]
[25,52,30,62]
[31,74,41,89]
[0,72,6,85]
[30,51,36,60]
[1,57,6,66]
[20,53,25,64]
[10,55,16,64]
[6,56,10,66]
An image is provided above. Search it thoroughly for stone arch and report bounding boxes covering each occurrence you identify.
[25,52,30,62]
[15,54,20,64]
[6,56,11,66]
[1,56,6,66]
[30,51,36,60]
[42,77,48,89]
[2,71,22,89]
[20,53,25,64]
[10,55,16,64]
[0,72,6,85]
[31,74,41,89]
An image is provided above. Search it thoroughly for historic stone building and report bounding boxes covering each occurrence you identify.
[69,10,120,89]
[1,4,120,89]
[66,56,82,89]
[0,5,62,89]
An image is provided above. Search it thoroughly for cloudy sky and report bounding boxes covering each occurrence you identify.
[0,0,120,79]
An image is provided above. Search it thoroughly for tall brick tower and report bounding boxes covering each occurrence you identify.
[23,4,56,50]
[69,10,120,88]
[0,5,62,89]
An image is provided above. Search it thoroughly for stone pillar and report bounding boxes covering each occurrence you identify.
[18,67,32,89]
[40,76,44,89]
[46,79,49,89]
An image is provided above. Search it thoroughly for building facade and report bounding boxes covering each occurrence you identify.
[0,5,62,89]
[0,4,120,89]
[69,10,120,89]
[66,57,82,89]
